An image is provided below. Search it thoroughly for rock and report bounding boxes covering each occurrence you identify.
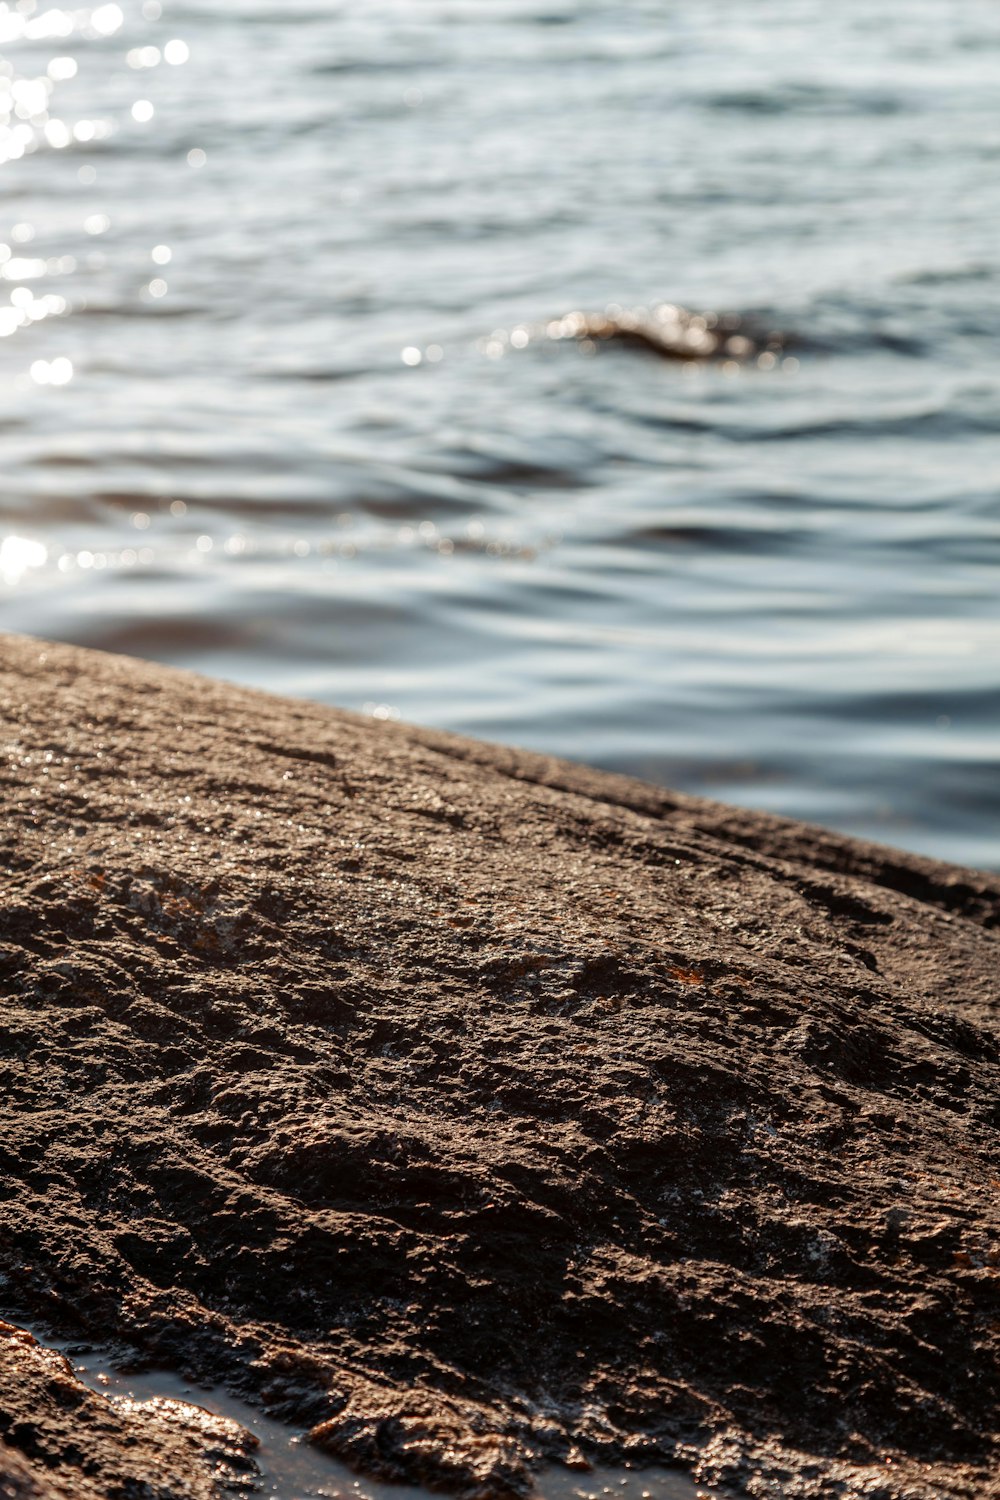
[0,1321,257,1498]
[0,1442,53,1500]
[0,632,997,1499]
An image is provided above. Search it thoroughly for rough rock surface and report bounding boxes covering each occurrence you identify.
[0,632,997,1499]
[0,1321,257,1498]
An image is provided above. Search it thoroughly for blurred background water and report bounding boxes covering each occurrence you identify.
[0,0,997,869]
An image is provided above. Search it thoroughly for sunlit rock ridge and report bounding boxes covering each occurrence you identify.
[0,633,997,1500]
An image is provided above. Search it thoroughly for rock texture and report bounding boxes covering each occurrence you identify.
[0,1321,257,1499]
[0,632,997,1499]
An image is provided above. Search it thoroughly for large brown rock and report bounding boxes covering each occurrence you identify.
[0,633,997,1498]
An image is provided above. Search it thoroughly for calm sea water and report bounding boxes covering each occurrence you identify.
[1,0,998,869]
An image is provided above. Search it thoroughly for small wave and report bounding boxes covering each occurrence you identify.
[263,366,368,384]
[492,304,790,363]
[620,404,997,444]
[897,263,994,287]
[619,522,802,555]
[704,84,904,117]
[414,447,593,490]
[776,288,1000,359]
[310,56,450,76]
[75,302,204,322]
[31,453,101,470]
[744,405,1000,444]
[89,490,336,520]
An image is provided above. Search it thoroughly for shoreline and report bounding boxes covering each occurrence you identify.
[0,1318,720,1500]
[0,633,997,1499]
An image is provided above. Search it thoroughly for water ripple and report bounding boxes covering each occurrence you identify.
[0,0,997,869]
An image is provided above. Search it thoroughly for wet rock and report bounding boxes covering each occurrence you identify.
[0,1321,257,1498]
[0,1443,54,1500]
[0,632,997,1498]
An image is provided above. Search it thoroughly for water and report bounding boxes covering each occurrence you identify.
[1,0,998,870]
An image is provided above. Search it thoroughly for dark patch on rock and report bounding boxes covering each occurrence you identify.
[0,633,997,1498]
